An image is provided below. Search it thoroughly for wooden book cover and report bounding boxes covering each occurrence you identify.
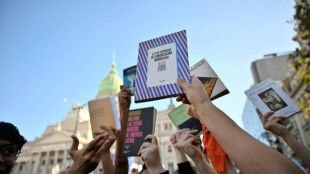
[245,78,301,118]
[123,65,137,96]
[168,104,202,136]
[134,30,190,103]
[190,58,229,100]
[88,96,120,137]
[122,107,157,156]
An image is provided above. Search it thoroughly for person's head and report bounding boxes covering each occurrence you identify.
[0,121,27,174]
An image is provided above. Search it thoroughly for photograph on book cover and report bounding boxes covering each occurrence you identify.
[197,77,217,97]
[258,88,288,112]
[134,30,190,103]
[245,78,301,118]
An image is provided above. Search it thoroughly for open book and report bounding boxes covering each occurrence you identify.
[122,107,157,156]
[245,78,301,118]
[88,96,120,137]
[190,58,229,100]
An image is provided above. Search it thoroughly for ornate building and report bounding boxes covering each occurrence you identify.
[15,61,184,174]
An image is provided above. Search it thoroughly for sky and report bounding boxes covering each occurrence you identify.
[0,0,299,141]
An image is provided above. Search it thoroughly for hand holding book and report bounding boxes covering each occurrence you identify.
[256,108,288,137]
[118,85,133,110]
[176,77,212,106]
[93,125,120,152]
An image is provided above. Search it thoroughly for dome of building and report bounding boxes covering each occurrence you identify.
[97,62,123,98]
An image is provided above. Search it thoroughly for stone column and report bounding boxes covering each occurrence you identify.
[34,152,42,174]
[14,162,21,174]
[53,150,59,167]
[61,149,68,169]
[26,153,34,173]
[43,151,51,174]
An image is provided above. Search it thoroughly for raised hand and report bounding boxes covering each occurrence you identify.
[93,125,120,152]
[186,104,200,120]
[138,135,166,174]
[175,130,202,162]
[256,108,288,137]
[67,134,110,174]
[118,85,133,110]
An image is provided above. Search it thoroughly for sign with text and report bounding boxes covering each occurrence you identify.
[122,107,157,156]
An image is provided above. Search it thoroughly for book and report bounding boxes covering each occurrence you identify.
[190,58,229,100]
[168,104,202,136]
[122,107,157,156]
[197,77,217,98]
[134,30,190,103]
[88,96,120,137]
[123,65,137,95]
[245,78,301,118]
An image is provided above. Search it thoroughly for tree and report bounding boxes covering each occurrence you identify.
[289,0,310,121]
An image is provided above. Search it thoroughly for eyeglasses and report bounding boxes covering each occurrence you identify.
[0,145,20,158]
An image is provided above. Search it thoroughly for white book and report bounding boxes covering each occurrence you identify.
[245,78,301,118]
[190,58,229,100]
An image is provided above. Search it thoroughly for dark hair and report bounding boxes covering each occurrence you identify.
[0,122,27,150]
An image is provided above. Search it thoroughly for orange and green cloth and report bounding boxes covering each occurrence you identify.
[202,123,226,173]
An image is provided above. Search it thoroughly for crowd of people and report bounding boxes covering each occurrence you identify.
[1,77,310,174]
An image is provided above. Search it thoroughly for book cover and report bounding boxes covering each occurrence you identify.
[122,107,157,156]
[197,77,217,97]
[168,104,202,136]
[190,58,229,100]
[134,30,190,103]
[123,65,137,95]
[88,96,120,137]
[245,78,301,118]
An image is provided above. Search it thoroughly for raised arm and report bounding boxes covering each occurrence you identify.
[170,129,196,174]
[176,76,304,174]
[94,126,120,174]
[114,85,133,174]
[67,134,110,174]
[175,129,216,174]
[187,104,236,174]
[138,135,168,174]
[257,109,310,169]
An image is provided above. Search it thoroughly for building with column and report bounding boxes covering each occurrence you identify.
[15,104,91,174]
[15,61,185,174]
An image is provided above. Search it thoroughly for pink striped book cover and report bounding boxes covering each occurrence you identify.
[134,30,190,103]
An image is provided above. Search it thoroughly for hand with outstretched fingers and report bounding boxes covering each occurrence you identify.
[93,125,120,152]
[66,134,110,174]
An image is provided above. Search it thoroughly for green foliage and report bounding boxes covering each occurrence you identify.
[289,0,310,121]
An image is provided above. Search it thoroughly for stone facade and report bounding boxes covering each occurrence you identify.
[15,105,93,174]
[15,62,188,174]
